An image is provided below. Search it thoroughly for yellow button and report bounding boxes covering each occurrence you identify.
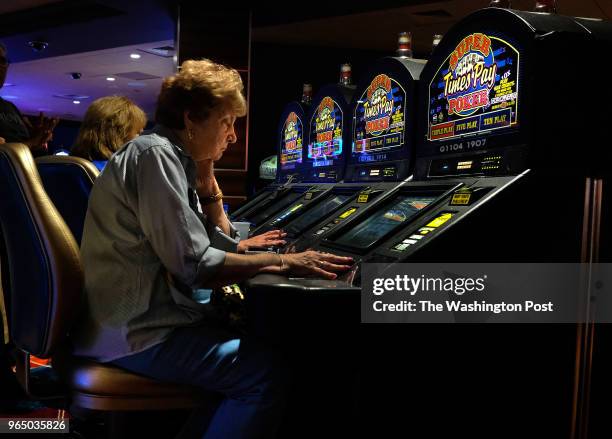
[426,213,453,228]
[339,208,357,219]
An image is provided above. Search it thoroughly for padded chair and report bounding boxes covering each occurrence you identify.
[0,143,216,432]
[35,156,99,245]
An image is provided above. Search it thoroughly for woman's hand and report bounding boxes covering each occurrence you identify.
[279,250,353,280]
[237,230,287,253]
[194,158,231,234]
[194,158,217,198]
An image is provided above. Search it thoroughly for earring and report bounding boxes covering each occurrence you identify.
[188,129,194,141]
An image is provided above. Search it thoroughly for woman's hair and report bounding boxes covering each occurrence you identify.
[71,96,147,161]
[155,59,247,129]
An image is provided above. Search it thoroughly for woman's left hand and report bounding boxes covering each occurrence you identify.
[237,230,287,253]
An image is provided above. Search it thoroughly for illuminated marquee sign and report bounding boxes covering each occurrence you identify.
[428,33,519,141]
[280,111,303,170]
[353,73,407,155]
[308,96,343,168]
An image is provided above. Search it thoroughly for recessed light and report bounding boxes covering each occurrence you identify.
[106,77,116,81]
[130,53,141,59]
[73,100,80,104]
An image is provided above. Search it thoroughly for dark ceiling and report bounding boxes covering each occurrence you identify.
[1,0,175,63]
[250,0,444,27]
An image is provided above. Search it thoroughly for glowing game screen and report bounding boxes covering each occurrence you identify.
[428,32,520,142]
[285,193,351,236]
[245,191,304,227]
[352,74,407,163]
[307,96,344,168]
[332,194,439,249]
[280,111,304,171]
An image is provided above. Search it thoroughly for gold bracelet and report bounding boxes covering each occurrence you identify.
[200,191,223,206]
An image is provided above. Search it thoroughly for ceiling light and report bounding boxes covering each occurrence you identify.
[106,77,116,81]
[73,100,80,104]
[130,53,141,59]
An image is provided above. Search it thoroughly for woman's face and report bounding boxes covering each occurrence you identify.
[187,104,237,162]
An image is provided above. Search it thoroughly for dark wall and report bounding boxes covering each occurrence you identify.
[177,4,250,211]
[247,43,390,194]
[48,119,80,153]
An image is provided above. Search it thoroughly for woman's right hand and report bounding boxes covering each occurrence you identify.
[281,250,353,280]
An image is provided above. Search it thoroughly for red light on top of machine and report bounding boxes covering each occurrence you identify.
[397,31,413,58]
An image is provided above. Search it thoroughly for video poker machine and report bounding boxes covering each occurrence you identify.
[229,101,315,229]
[276,56,428,251]
[246,8,612,437]
[314,9,602,267]
[247,84,360,237]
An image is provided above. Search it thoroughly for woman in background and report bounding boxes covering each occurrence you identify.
[70,95,147,171]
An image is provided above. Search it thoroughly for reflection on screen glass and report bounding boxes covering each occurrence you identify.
[332,194,439,249]
[246,191,304,226]
[285,194,351,235]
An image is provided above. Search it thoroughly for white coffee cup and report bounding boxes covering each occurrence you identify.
[232,221,251,240]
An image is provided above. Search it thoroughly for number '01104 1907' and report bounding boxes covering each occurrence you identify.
[438,138,486,153]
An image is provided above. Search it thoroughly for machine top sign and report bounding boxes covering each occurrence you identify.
[428,32,520,142]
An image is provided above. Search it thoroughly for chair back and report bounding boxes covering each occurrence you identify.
[35,156,99,244]
[0,143,82,358]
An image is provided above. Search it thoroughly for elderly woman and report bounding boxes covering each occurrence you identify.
[72,94,284,250]
[70,95,147,171]
[71,59,351,438]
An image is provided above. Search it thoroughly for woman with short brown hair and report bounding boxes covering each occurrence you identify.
[72,59,352,438]
[71,95,146,169]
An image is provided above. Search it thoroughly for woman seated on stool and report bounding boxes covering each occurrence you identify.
[71,59,352,439]
[71,94,286,251]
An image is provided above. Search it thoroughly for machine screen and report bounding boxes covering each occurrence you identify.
[352,74,407,163]
[280,111,304,171]
[245,191,304,227]
[307,97,344,168]
[428,32,520,142]
[285,193,351,236]
[331,194,440,249]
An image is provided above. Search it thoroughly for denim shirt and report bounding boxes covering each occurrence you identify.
[71,125,239,362]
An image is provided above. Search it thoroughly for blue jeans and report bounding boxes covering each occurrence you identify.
[110,325,290,439]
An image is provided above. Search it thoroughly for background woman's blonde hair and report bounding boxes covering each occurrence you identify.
[155,59,247,129]
[71,96,147,161]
